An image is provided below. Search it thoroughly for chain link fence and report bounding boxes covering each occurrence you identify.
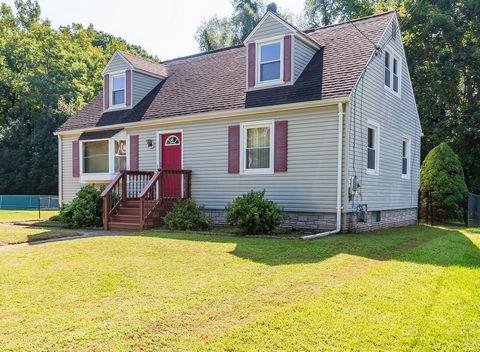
[468,193,480,227]
[418,191,480,227]
[0,195,59,210]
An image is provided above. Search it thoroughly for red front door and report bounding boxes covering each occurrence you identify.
[161,133,182,198]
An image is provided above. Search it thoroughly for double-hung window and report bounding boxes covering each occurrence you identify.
[384,51,391,87]
[367,122,379,175]
[401,137,410,179]
[384,48,401,95]
[258,41,281,83]
[241,121,273,174]
[111,73,126,106]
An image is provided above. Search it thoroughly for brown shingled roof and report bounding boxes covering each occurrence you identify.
[58,11,394,132]
[119,51,168,77]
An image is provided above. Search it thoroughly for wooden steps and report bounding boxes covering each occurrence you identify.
[107,199,175,231]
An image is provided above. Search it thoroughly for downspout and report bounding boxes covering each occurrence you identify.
[302,102,344,239]
[57,135,62,207]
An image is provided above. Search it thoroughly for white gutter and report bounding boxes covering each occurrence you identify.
[57,135,62,207]
[302,102,344,239]
[54,96,349,136]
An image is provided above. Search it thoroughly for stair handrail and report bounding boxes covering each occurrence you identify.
[101,171,126,230]
[139,170,163,229]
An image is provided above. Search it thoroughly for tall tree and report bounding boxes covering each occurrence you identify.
[195,0,281,52]
[302,0,480,192]
[0,1,156,195]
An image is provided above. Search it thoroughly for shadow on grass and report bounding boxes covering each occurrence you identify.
[122,225,480,268]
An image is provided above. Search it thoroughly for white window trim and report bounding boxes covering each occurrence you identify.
[79,132,128,183]
[240,120,274,175]
[366,120,380,176]
[401,136,411,179]
[256,37,284,87]
[384,47,402,97]
[109,71,127,110]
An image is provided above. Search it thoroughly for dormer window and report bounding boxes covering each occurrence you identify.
[258,41,282,83]
[111,73,126,106]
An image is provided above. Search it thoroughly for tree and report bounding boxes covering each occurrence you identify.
[420,143,468,219]
[195,0,283,52]
[0,1,156,195]
[300,0,480,193]
[195,16,234,52]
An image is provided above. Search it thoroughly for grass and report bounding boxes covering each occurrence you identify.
[0,209,59,223]
[0,225,479,351]
[0,225,77,245]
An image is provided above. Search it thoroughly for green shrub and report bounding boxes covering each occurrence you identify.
[420,143,468,219]
[59,184,103,228]
[164,199,210,231]
[225,190,286,235]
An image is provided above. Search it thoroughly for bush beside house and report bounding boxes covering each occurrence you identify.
[420,143,468,219]
[59,185,103,228]
[225,190,285,235]
[164,199,210,231]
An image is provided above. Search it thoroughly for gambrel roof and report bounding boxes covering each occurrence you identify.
[58,11,394,132]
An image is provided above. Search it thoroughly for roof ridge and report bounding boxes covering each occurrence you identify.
[162,44,244,64]
[118,50,164,66]
[303,10,396,34]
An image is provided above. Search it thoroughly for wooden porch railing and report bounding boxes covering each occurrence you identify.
[101,169,192,230]
[138,169,192,229]
[101,170,154,229]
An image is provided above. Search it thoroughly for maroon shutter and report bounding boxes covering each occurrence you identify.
[125,70,131,107]
[274,121,288,172]
[228,125,240,173]
[104,74,109,110]
[129,135,139,171]
[248,43,256,87]
[283,36,292,82]
[72,140,80,177]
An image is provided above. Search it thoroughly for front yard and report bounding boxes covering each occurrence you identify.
[0,209,58,222]
[0,225,479,351]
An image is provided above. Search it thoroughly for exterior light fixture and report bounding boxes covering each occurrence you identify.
[146,139,154,149]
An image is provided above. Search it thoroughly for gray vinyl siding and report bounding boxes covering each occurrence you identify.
[60,134,82,203]
[132,71,162,106]
[294,38,317,81]
[248,15,294,42]
[104,52,130,73]
[125,105,340,212]
[347,17,421,212]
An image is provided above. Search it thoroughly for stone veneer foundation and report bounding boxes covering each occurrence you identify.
[201,207,418,233]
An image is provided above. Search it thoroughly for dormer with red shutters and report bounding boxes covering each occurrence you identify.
[243,11,320,90]
[102,51,168,112]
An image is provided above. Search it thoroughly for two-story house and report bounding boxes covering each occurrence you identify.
[55,11,422,234]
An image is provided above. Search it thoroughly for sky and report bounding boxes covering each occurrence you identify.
[3,0,305,60]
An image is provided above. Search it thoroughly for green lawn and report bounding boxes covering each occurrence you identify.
[0,225,479,351]
[0,209,59,222]
[0,225,77,245]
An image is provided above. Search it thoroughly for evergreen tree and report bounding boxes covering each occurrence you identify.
[420,143,468,219]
